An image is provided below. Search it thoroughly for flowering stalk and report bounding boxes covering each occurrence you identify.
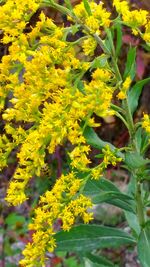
[1,0,150,266]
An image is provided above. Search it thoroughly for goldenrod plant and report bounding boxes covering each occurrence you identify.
[0,0,150,266]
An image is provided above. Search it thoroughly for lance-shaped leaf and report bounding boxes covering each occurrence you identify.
[124,47,136,80]
[83,178,135,213]
[55,224,136,252]
[138,227,150,267]
[128,77,150,115]
[83,0,92,15]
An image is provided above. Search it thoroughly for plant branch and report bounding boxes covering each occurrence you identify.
[136,181,145,227]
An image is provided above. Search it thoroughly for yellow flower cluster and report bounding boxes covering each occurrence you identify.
[91,145,122,180]
[123,9,148,35]
[117,76,132,100]
[0,7,116,261]
[0,0,42,43]
[143,21,150,43]
[102,145,122,167]
[0,134,15,170]
[113,0,129,14]
[113,0,149,39]
[82,36,97,56]
[142,114,150,134]
[73,1,111,33]
[1,1,144,265]
[20,172,93,266]
[69,145,91,171]
[3,38,114,205]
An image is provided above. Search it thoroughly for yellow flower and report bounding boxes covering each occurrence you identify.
[0,2,127,265]
[19,172,93,265]
[117,76,131,100]
[123,9,148,29]
[73,2,87,20]
[5,181,28,206]
[102,145,122,167]
[61,194,93,231]
[69,145,91,171]
[92,68,112,81]
[73,1,111,30]
[85,16,100,33]
[123,76,132,90]
[143,21,150,43]
[142,114,150,134]
[113,0,129,14]
[0,0,42,43]
[82,37,97,56]
[117,91,126,100]
[93,2,111,27]
[91,167,103,180]
[113,0,148,36]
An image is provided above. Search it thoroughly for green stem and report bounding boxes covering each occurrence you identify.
[123,98,135,144]
[105,29,135,141]
[136,181,145,227]
[105,25,146,230]
[44,0,110,54]
[115,111,129,130]
[105,28,122,83]
[111,57,122,83]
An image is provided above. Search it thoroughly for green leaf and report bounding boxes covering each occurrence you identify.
[62,25,79,40]
[83,178,135,213]
[103,38,112,55]
[55,224,136,252]
[128,78,150,115]
[124,47,136,80]
[90,54,109,70]
[5,213,25,226]
[83,178,119,194]
[125,211,140,237]
[134,127,149,155]
[125,152,149,170]
[138,227,150,267]
[83,126,110,149]
[83,0,92,15]
[84,253,115,267]
[92,191,133,204]
[83,126,124,159]
[109,198,135,213]
[124,175,140,236]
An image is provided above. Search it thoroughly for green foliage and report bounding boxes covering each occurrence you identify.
[123,47,136,80]
[1,0,150,266]
[128,78,150,115]
[84,253,116,267]
[83,0,92,15]
[138,226,150,267]
[83,178,135,213]
[84,126,124,159]
[90,54,109,70]
[55,224,136,252]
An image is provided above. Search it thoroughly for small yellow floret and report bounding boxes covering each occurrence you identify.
[117,76,131,100]
[142,114,150,134]
[82,37,97,56]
